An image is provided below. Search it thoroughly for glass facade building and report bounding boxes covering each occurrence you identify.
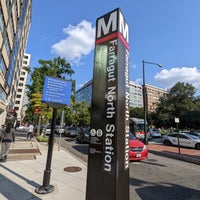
[0,0,32,125]
[129,81,143,108]
[76,80,166,112]
[76,80,144,107]
[76,80,93,105]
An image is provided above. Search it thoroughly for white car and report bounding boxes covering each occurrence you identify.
[16,126,26,132]
[163,132,200,150]
[45,126,51,135]
[182,132,200,138]
[55,125,65,134]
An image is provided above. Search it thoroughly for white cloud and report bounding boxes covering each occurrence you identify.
[155,67,200,90]
[51,20,95,65]
[130,63,136,69]
[134,78,142,84]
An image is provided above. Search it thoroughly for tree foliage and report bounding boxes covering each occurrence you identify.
[26,57,90,134]
[154,82,200,129]
[26,57,74,134]
[74,101,90,127]
[130,107,143,118]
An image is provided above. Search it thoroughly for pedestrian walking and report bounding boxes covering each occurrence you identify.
[27,123,34,140]
[0,122,15,162]
[0,124,5,140]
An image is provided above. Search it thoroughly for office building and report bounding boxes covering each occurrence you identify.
[14,53,30,123]
[76,80,93,105]
[76,80,144,108]
[0,0,32,125]
[145,84,166,112]
[129,81,143,108]
[76,80,166,112]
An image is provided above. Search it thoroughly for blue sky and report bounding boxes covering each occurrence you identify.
[26,0,200,94]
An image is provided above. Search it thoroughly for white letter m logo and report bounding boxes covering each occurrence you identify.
[97,11,117,39]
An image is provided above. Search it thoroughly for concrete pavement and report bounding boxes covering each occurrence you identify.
[0,138,87,200]
[0,135,200,200]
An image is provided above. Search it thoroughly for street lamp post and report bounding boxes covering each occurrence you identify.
[142,60,162,145]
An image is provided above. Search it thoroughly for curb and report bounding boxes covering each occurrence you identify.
[148,149,200,165]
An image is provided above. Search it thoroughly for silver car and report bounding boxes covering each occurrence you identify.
[150,129,161,137]
[163,132,200,150]
[64,127,79,137]
[55,125,65,134]
[182,132,200,138]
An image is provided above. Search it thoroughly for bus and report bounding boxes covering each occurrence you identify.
[130,118,150,140]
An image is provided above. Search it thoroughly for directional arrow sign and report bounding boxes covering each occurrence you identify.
[42,76,72,108]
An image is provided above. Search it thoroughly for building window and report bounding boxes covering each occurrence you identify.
[0,55,6,75]
[0,10,5,32]
[20,77,24,81]
[0,86,7,102]
[18,82,23,86]
[17,88,22,92]
[23,60,28,65]
[14,106,19,111]
[15,101,20,104]
[16,95,21,98]
[9,17,14,41]
[24,55,29,59]
[4,35,11,57]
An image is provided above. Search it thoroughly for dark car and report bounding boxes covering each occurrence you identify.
[64,126,79,137]
[76,128,90,143]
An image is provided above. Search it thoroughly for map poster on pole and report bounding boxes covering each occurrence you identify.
[42,76,72,108]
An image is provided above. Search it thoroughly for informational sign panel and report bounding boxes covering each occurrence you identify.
[42,76,72,108]
[86,8,130,200]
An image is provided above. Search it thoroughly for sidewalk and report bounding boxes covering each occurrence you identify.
[0,138,87,200]
[148,143,200,165]
[0,136,200,200]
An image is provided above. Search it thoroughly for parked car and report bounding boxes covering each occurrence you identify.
[16,126,26,132]
[76,128,90,143]
[182,131,200,138]
[64,127,79,137]
[129,132,148,161]
[34,125,45,134]
[45,126,51,135]
[55,125,65,134]
[150,129,161,137]
[163,132,200,150]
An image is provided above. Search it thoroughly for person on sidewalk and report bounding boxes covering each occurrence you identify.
[0,124,5,140]
[27,123,34,140]
[0,122,15,162]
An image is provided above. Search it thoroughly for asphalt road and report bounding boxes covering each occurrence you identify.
[55,136,200,200]
[130,153,200,200]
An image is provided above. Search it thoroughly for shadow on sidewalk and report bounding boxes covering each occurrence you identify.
[0,164,41,200]
[130,177,200,200]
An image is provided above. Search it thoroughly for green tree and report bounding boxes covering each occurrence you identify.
[155,82,197,129]
[130,107,143,118]
[73,101,90,127]
[26,57,74,135]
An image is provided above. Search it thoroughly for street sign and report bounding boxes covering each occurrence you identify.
[175,118,179,123]
[42,76,72,108]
